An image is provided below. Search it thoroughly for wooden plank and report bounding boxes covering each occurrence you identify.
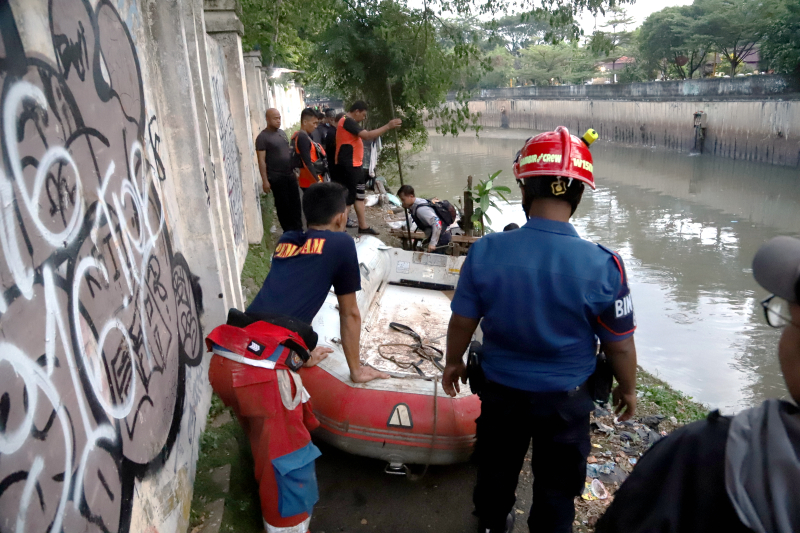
[388,229,481,244]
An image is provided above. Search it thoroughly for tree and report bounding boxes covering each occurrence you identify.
[479,46,516,88]
[312,1,487,144]
[486,14,554,53]
[589,6,635,73]
[519,42,596,85]
[692,0,780,76]
[760,0,800,76]
[639,6,710,80]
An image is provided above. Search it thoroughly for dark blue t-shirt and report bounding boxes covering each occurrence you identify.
[247,229,361,324]
[450,217,636,392]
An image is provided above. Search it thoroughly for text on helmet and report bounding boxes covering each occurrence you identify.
[521,153,562,165]
[571,158,593,173]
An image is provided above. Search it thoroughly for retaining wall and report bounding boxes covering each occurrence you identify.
[434,77,800,167]
[0,1,299,531]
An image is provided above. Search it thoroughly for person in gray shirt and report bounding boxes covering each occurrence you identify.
[256,108,302,232]
[397,185,452,253]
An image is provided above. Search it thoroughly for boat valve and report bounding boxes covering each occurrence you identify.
[384,462,408,476]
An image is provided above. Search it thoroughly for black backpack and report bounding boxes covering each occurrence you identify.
[413,199,457,228]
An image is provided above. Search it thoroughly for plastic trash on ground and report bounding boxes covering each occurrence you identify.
[591,478,609,500]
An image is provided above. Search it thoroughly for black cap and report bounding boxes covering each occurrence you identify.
[752,236,800,303]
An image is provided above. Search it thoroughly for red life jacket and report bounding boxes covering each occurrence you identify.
[335,115,364,167]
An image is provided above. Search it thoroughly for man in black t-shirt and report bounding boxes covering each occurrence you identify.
[248,182,389,384]
[256,108,302,232]
[334,101,401,235]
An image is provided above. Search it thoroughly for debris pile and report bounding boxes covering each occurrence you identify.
[574,406,684,531]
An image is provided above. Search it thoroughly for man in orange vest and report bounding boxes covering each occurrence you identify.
[334,100,401,235]
[292,108,328,191]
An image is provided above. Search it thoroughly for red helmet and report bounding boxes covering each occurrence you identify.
[512,126,596,190]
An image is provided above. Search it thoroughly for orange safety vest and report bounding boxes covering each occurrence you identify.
[291,131,326,189]
[335,115,364,167]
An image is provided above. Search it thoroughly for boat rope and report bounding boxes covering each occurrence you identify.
[376,322,444,379]
[406,377,438,482]
[375,323,441,480]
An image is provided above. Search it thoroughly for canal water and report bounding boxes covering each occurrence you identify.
[405,128,800,412]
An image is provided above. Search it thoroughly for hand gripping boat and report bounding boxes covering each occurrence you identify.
[300,236,480,467]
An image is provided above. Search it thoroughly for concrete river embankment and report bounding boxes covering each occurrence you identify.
[432,76,800,167]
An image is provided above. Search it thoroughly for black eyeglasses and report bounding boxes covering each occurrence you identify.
[760,295,798,329]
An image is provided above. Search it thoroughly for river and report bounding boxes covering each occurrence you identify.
[405,128,800,412]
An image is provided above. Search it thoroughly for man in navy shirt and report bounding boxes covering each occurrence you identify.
[443,127,638,533]
[248,182,389,383]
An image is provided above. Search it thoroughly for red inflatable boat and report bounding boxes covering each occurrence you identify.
[300,236,480,466]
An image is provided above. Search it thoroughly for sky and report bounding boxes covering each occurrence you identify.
[406,0,696,32]
[576,0,694,34]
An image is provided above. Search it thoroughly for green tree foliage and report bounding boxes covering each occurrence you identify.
[692,0,780,76]
[312,0,486,144]
[519,42,596,85]
[760,0,800,76]
[486,14,553,53]
[479,46,516,88]
[588,6,635,71]
[638,6,710,80]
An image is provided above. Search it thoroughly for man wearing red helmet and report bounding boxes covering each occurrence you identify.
[443,127,639,533]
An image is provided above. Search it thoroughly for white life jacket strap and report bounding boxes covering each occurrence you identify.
[277,369,312,410]
[212,348,276,370]
[264,515,311,533]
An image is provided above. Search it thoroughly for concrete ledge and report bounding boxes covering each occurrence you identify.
[204,10,243,35]
[451,75,800,102]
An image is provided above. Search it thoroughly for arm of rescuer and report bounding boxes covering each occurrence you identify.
[357,118,402,142]
[336,292,390,383]
[443,244,482,396]
[603,336,638,421]
[595,251,639,421]
[443,313,480,396]
[257,150,271,193]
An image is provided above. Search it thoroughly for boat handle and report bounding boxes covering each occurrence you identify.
[359,262,371,281]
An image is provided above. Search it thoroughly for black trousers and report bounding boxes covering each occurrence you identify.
[269,173,302,232]
[473,381,593,533]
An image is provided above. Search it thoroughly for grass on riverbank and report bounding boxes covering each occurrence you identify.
[240,195,277,306]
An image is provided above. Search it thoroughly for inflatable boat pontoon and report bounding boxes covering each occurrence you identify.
[300,236,480,467]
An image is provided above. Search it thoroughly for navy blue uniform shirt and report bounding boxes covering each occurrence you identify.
[450,217,636,392]
[248,229,361,324]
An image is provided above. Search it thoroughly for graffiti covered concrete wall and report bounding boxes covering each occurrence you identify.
[0,0,268,531]
[207,35,247,254]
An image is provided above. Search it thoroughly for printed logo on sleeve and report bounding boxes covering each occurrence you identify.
[615,294,634,318]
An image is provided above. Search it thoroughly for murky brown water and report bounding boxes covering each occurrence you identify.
[405,128,800,412]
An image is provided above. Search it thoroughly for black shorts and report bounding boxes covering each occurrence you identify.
[333,165,366,205]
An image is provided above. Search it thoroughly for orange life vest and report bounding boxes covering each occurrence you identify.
[291,131,326,189]
[335,116,364,167]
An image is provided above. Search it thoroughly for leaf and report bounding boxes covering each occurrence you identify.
[480,195,490,213]
[493,186,512,193]
[484,212,492,224]
[495,191,510,203]
[489,169,503,180]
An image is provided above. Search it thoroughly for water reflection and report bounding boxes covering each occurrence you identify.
[406,129,800,411]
